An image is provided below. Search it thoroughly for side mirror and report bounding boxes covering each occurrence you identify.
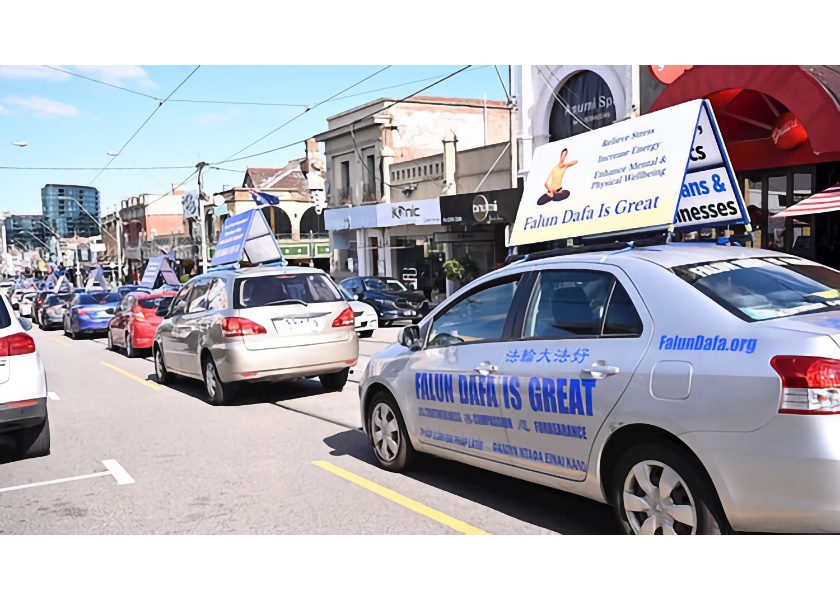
[398,325,423,351]
[19,317,33,331]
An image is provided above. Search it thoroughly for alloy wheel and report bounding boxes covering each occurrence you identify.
[623,459,698,535]
[205,362,218,399]
[371,402,401,463]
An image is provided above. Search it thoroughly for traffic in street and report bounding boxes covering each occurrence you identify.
[0,324,617,535]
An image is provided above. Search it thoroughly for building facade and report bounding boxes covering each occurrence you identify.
[318,95,514,282]
[4,214,50,253]
[41,184,101,239]
[119,191,190,279]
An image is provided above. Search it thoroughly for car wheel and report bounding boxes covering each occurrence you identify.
[154,344,175,385]
[319,368,349,392]
[16,411,51,459]
[125,331,136,359]
[107,329,117,351]
[366,391,414,472]
[359,330,374,338]
[203,355,235,405]
[612,442,731,535]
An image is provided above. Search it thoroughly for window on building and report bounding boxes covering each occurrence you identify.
[366,155,376,197]
[340,161,350,197]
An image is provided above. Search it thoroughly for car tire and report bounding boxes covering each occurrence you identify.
[125,331,136,359]
[107,329,117,352]
[319,368,349,392]
[16,412,51,460]
[366,391,415,472]
[154,344,175,385]
[611,441,731,535]
[203,355,235,406]
[359,330,374,338]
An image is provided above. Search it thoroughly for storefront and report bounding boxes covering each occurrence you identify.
[642,65,840,267]
[439,187,521,277]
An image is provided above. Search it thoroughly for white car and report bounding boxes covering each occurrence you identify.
[18,292,37,317]
[0,293,50,459]
[340,287,378,338]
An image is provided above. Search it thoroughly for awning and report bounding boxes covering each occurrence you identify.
[771,183,840,219]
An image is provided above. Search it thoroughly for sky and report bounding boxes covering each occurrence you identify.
[0,65,510,216]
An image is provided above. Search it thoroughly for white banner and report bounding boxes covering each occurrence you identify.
[182,190,200,220]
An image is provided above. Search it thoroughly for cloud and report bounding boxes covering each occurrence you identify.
[0,66,70,82]
[72,65,156,89]
[2,96,81,118]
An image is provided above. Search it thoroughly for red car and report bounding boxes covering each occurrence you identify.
[107,291,177,358]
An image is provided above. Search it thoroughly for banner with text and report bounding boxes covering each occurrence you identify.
[139,256,180,288]
[508,99,748,246]
[210,207,286,267]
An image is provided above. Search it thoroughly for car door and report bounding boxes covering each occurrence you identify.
[158,283,194,371]
[112,295,133,344]
[177,278,214,377]
[499,264,652,482]
[401,273,526,464]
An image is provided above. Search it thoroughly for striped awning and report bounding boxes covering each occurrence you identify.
[772,183,840,219]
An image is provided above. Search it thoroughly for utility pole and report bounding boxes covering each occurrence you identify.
[196,161,209,275]
[509,65,519,190]
[115,203,123,284]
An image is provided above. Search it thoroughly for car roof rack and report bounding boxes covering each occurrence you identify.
[504,230,670,265]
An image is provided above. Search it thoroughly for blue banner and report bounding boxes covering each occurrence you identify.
[210,210,255,267]
[140,256,165,288]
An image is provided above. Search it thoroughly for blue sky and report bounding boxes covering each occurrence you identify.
[0,65,510,215]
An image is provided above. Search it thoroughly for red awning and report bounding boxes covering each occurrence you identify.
[771,184,840,219]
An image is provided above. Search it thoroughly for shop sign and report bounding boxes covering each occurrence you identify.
[509,98,749,246]
[771,112,808,151]
[314,243,330,257]
[649,65,693,85]
[549,70,617,141]
[279,244,309,257]
[441,188,520,225]
[377,198,441,227]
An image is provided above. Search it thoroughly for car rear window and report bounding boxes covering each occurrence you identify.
[79,292,121,305]
[671,255,840,321]
[137,296,170,309]
[47,296,63,307]
[234,273,342,308]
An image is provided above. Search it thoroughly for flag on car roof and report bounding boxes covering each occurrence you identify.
[248,188,280,206]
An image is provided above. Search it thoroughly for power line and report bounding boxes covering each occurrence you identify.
[220,65,393,163]
[0,165,195,171]
[494,65,512,102]
[42,66,161,101]
[326,66,489,102]
[88,66,202,186]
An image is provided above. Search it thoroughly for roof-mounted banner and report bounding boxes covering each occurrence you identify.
[139,255,181,289]
[210,207,286,268]
[508,99,749,246]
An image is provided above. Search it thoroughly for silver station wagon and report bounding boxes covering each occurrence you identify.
[154,266,359,404]
[360,240,840,534]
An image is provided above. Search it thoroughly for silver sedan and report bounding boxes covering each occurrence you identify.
[359,241,840,534]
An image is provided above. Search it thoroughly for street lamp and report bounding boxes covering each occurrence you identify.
[107,151,119,156]
[11,141,27,147]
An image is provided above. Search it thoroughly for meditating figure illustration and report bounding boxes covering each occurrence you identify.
[537,148,578,206]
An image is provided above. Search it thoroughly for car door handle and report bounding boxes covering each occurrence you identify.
[582,361,620,378]
[474,362,498,376]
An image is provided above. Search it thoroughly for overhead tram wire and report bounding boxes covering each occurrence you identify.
[88,65,202,186]
[220,65,393,164]
[41,66,162,101]
[211,65,474,168]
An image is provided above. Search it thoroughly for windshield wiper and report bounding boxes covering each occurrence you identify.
[264,298,308,307]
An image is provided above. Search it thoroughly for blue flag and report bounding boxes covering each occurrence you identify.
[248,188,280,206]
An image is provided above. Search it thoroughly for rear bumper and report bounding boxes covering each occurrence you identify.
[214,333,360,383]
[0,397,47,433]
[78,317,112,332]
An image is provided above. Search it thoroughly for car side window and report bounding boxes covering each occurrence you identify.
[168,285,193,317]
[521,270,616,339]
[602,280,643,336]
[427,277,520,348]
[187,280,213,314]
[205,278,228,311]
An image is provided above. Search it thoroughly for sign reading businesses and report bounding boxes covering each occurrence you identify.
[210,208,286,267]
[509,99,749,246]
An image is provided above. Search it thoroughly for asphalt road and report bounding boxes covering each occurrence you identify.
[0,324,619,534]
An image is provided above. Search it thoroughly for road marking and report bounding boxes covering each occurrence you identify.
[48,392,60,401]
[100,361,160,391]
[0,459,135,494]
[312,460,489,535]
[53,337,71,346]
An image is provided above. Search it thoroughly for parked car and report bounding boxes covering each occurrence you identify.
[0,293,50,460]
[338,286,378,338]
[107,290,177,358]
[31,291,51,324]
[18,292,38,318]
[37,294,67,330]
[339,276,429,327]
[63,291,122,339]
[153,266,359,405]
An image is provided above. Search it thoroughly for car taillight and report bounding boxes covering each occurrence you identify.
[770,355,840,414]
[0,332,36,357]
[221,317,267,337]
[332,306,355,328]
[77,308,88,315]
[134,312,146,321]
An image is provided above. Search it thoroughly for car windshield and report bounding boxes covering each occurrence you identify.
[79,292,121,305]
[363,278,407,292]
[671,255,840,321]
[234,273,342,308]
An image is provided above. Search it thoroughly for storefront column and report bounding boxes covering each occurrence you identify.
[383,230,394,278]
[355,229,368,276]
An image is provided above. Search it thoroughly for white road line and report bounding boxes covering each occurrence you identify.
[101,459,135,485]
[48,392,60,401]
[0,459,135,494]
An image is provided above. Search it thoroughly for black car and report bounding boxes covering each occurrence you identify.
[339,276,429,327]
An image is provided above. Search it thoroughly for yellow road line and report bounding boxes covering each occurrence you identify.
[52,337,71,345]
[100,361,161,391]
[312,460,489,535]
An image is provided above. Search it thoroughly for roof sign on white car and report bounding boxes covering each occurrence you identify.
[210,207,287,269]
[139,255,181,289]
[508,98,750,248]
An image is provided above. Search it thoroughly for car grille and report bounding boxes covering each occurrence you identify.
[395,299,426,309]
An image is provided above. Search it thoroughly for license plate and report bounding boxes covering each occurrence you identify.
[275,317,319,334]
